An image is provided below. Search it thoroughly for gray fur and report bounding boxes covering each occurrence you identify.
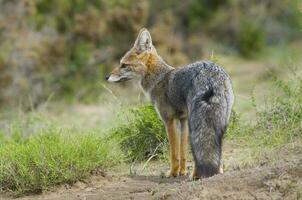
[144,61,234,178]
[107,29,234,178]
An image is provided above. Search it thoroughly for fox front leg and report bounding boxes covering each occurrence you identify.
[165,119,180,177]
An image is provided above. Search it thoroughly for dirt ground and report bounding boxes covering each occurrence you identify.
[1,141,301,200]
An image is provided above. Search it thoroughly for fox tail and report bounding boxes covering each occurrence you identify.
[188,88,230,178]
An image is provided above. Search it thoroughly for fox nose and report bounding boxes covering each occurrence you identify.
[105,74,110,81]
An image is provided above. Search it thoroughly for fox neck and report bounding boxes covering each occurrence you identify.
[140,55,173,93]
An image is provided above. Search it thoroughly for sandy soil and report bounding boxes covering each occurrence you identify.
[1,142,301,200]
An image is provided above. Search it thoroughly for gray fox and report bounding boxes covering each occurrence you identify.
[106,28,234,179]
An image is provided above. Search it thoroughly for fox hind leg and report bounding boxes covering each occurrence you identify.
[179,118,188,176]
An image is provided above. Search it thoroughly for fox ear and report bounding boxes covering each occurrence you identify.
[134,28,152,53]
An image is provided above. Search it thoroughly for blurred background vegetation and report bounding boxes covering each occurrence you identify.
[0,0,301,109]
[0,0,302,194]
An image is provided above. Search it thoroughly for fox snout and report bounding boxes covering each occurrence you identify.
[105,67,123,83]
[105,68,134,83]
[105,73,125,83]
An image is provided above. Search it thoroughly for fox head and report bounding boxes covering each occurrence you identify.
[106,28,158,83]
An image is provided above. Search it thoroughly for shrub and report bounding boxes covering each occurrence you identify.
[0,120,124,194]
[186,0,229,29]
[237,19,265,57]
[254,73,302,144]
[109,104,167,161]
[227,71,302,148]
[277,0,302,39]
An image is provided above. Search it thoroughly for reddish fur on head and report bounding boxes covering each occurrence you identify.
[106,28,160,82]
[137,52,159,72]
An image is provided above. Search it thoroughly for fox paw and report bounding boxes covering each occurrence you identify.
[219,166,224,174]
[179,169,187,176]
[166,170,178,178]
[190,173,201,181]
[190,168,201,181]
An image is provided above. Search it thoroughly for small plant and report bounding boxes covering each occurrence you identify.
[109,104,167,161]
[255,73,302,144]
[227,71,302,148]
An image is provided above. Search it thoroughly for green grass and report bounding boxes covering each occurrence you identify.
[0,119,124,194]
[226,71,302,160]
[108,104,167,162]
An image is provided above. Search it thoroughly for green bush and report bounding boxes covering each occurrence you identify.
[0,122,124,194]
[255,73,302,143]
[109,104,167,161]
[186,0,228,29]
[278,0,302,39]
[227,71,302,147]
[237,19,265,57]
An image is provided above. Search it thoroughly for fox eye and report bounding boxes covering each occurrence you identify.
[120,64,127,69]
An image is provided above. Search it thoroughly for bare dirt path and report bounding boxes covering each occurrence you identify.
[2,142,301,200]
[4,162,301,200]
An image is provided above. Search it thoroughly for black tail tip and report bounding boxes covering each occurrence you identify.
[195,164,220,178]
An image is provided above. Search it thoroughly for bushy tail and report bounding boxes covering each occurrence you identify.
[188,90,229,178]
